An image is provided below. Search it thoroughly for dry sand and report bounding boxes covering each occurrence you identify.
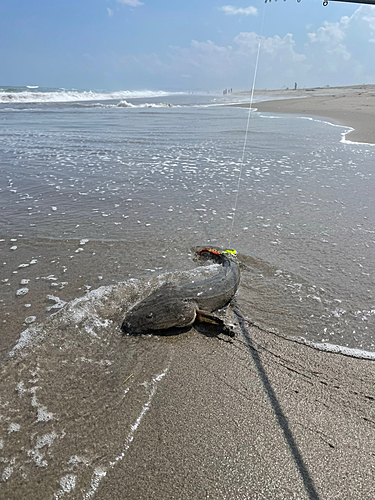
[235,84,375,145]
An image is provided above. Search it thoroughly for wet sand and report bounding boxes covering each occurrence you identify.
[235,84,375,145]
[1,276,374,500]
[1,86,375,497]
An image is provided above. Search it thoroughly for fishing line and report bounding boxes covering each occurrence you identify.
[228,4,266,248]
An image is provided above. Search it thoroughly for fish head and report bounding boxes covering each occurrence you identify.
[122,297,197,334]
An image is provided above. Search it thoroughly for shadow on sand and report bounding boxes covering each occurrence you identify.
[232,300,321,500]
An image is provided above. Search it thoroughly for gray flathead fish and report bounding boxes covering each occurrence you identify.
[122,248,240,336]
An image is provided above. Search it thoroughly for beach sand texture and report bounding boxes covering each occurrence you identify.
[236,85,375,145]
[1,85,375,499]
[1,278,374,500]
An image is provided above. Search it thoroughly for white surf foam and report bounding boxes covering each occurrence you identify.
[117,100,174,108]
[303,340,375,360]
[81,368,168,500]
[0,89,177,104]
[8,264,222,359]
[268,113,375,147]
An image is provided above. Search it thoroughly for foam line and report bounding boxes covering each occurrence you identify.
[81,368,169,500]
[304,341,375,360]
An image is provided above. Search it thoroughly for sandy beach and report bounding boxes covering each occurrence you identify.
[1,258,374,500]
[235,84,375,145]
[1,87,375,499]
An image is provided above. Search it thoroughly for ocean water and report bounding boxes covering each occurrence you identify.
[1,86,375,358]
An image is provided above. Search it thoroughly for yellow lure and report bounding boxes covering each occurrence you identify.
[222,249,237,255]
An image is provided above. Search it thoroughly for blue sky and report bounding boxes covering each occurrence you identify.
[1,1,375,91]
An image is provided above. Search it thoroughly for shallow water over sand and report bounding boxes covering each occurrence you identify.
[1,92,375,354]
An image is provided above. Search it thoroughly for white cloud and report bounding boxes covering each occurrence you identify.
[235,32,306,63]
[307,18,351,60]
[107,8,114,17]
[110,5,375,90]
[128,32,305,89]
[362,10,375,35]
[221,5,257,16]
[305,5,375,78]
[116,0,144,6]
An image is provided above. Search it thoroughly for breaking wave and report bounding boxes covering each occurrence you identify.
[117,100,174,108]
[0,88,177,104]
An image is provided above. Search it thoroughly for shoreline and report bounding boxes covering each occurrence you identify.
[1,87,375,498]
[233,85,375,145]
[1,296,374,499]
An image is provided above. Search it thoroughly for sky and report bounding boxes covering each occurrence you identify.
[1,0,375,91]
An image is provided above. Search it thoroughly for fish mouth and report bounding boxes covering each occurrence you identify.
[121,321,133,335]
[121,320,148,336]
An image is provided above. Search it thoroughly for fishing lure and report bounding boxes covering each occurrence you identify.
[197,248,237,257]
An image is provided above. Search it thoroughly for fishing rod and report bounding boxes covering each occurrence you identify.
[265,0,375,5]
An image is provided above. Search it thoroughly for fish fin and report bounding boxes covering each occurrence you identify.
[195,310,234,337]
[196,309,223,325]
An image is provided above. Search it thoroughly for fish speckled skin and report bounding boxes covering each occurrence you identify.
[121,250,240,334]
